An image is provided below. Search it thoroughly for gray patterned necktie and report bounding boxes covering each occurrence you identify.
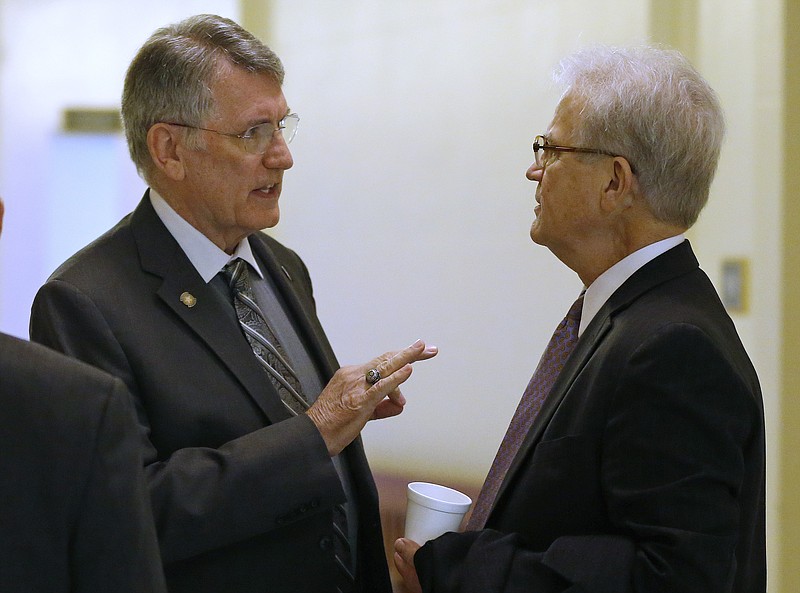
[466,293,584,530]
[221,259,355,592]
[222,259,308,415]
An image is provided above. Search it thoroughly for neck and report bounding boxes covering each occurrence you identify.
[571,218,685,286]
[149,185,247,255]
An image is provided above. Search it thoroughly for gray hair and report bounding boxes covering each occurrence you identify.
[121,14,285,181]
[554,45,725,228]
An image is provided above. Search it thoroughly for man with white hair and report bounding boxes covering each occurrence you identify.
[395,45,766,593]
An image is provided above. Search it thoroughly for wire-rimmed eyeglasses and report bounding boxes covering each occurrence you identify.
[532,134,621,169]
[164,113,300,155]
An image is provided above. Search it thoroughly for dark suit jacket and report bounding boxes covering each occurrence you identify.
[416,242,766,593]
[29,193,392,593]
[0,332,166,593]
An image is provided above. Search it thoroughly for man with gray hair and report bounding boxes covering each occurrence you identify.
[395,45,766,593]
[30,14,436,593]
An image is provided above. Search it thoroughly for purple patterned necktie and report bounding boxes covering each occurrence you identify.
[466,293,584,530]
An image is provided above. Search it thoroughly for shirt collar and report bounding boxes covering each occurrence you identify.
[578,235,685,337]
[149,189,264,283]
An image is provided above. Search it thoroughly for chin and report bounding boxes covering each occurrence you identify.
[529,221,543,245]
[530,227,553,249]
[260,216,280,230]
[251,206,281,230]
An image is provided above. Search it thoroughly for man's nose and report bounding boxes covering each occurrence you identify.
[526,161,543,182]
[263,133,294,169]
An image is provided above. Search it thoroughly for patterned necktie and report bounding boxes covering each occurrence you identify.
[221,259,355,592]
[466,293,584,530]
[222,259,308,415]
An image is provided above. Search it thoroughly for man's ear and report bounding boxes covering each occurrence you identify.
[600,156,636,213]
[147,123,186,181]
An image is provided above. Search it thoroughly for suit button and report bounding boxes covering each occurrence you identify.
[319,536,333,550]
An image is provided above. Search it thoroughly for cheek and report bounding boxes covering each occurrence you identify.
[538,168,562,198]
[538,179,560,215]
[214,163,259,201]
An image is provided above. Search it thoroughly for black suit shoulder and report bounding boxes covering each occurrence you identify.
[601,260,759,389]
[0,332,119,402]
[46,211,136,284]
[0,333,166,593]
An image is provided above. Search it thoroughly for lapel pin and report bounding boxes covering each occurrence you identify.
[180,292,197,308]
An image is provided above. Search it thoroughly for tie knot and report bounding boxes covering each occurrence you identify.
[221,260,256,301]
[221,259,247,288]
[222,258,242,277]
[566,293,585,322]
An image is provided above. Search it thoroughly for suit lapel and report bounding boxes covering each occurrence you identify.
[130,193,293,423]
[491,241,701,514]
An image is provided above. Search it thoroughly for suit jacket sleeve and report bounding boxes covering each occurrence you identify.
[415,323,760,593]
[30,278,341,565]
[71,377,167,593]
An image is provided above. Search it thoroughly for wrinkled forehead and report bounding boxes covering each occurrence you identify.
[208,65,288,124]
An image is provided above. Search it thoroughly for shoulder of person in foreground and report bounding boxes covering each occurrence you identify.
[0,333,167,593]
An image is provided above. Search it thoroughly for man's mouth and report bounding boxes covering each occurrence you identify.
[253,183,276,196]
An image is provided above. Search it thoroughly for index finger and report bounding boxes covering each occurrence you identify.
[371,339,438,378]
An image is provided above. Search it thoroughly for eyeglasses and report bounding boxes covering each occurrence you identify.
[165,113,300,155]
[532,134,620,169]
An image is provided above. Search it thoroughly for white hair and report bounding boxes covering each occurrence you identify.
[554,45,726,228]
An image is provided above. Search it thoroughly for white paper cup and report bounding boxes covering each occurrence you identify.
[404,482,472,544]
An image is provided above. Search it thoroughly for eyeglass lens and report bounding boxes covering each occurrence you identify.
[244,114,300,154]
[533,135,546,167]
